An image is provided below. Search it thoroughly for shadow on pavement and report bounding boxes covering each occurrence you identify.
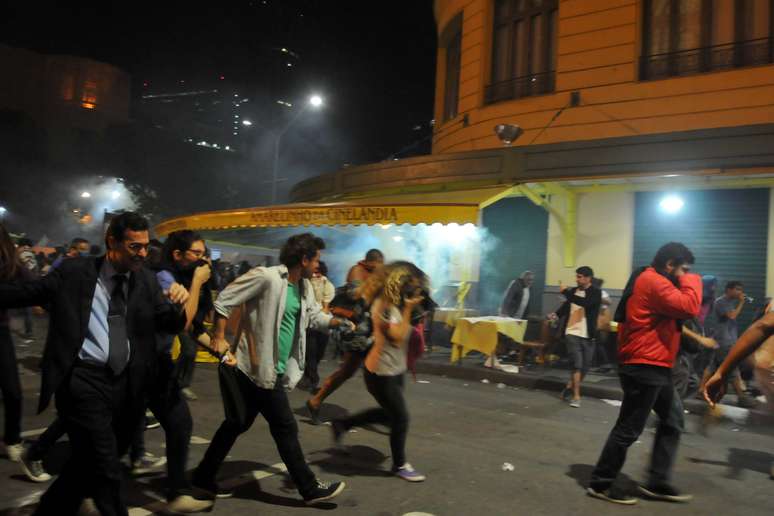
[566,464,638,492]
[687,448,774,479]
[310,445,391,479]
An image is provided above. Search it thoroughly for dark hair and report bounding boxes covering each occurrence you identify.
[365,249,384,262]
[280,233,326,268]
[17,237,33,247]
[318,260,328,276]
[651,242,695,271]
[162,230,203,263]
[0,223,19,281]
[725,280,743,291]
[576,266,594,278]
[105,211,149,247]
[69,237,89,249]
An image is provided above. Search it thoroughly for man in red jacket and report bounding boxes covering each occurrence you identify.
[587,242,702,505]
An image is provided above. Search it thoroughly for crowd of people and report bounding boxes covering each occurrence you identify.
[0,212,772,514]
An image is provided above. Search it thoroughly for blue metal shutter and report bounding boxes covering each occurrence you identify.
[632,189,769,330]
[480,197,549,314]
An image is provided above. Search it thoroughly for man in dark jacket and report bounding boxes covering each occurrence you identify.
[499,270,534,319]
[554,266,601,408]
[587,242,701,506]
[0,212,188,516]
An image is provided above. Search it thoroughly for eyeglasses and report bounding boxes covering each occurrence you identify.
[126,243,150,253]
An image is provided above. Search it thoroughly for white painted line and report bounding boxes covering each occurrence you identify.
[20,427,48,438]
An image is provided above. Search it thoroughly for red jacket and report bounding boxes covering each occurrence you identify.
[618,268,702,368]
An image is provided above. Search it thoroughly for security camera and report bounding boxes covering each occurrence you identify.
[494,124,524,146]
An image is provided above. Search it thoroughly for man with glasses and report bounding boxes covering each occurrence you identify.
[587,242,702,505]
[0,212,189,515]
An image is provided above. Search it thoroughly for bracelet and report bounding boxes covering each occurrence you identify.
[220,353,231,364]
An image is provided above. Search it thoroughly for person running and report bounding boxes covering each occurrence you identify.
[331,261,428,482]
[587,242,701,505]
[0,224,28,464]
[193,233,352,507]
[306,249,384,424]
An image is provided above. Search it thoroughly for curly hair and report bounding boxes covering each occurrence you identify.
[359,261,428,307]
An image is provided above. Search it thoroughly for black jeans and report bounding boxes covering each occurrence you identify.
[147,353,193,499]
[176,332,198,389]
[36,362,139,516]
[27,417,66,461]
[590,367,684,491]
[0,326,22,445]
[337,370,409,470]
[194,370,317,497]
[303,329,329,388]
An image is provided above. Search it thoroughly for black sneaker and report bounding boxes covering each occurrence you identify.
[145,415,161,430]
[303,479,345,505]
[637,484,693,503]
[587,486,638,505]
[191,475,234,499]
[19,449,52,483]
[306,400,322,425]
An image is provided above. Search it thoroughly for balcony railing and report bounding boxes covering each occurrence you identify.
[484,71,555,104]
[641,37,774,80]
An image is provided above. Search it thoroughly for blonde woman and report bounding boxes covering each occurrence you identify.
[331,261,428,482]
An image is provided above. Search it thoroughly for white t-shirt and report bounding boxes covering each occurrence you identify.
[565,289,588,339]
[516,287,530,319]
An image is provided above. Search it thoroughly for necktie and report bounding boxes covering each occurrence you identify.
[107,274,129,375]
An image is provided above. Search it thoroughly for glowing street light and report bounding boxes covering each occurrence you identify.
[659,195,684,214]
[242,120,253,127]
[271,94,325,204]
[111,191,121,200]
[81,191,91,198]
[0,206,6,221]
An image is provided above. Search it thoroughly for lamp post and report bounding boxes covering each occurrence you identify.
[271,94,323,205]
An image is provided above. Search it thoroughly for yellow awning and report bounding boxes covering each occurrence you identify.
[155,186,512,236]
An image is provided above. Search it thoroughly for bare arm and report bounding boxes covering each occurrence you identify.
[682,325,718,350]
[703,312,774,406]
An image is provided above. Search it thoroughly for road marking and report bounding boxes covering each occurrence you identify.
[20,428,47,438]
[127,462,288,515]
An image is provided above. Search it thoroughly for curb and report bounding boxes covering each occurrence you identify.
[414,359,774,428]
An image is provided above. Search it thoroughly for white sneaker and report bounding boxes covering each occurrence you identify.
[5,442,24,462]
[131,452,167,475]
[20,448,52,482]
[569,399,581,408]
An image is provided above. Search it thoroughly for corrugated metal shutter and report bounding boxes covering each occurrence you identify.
[633,189,769,330]
[480,197,549,315]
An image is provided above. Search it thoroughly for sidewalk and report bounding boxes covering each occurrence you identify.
[415,345,774,429]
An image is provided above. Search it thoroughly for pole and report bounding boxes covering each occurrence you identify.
[270,104,309,206]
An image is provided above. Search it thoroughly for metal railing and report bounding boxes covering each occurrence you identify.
[484,71,555,104]
[641,37,774,80]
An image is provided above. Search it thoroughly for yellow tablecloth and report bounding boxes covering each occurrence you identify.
[450,316,527,363]
[433,308,480,327]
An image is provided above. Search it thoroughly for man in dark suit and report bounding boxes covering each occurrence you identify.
[0,212,188,516]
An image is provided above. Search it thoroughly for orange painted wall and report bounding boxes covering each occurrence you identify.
[432,0,774,154]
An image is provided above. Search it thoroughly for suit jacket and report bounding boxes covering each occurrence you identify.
[0,256,185,413]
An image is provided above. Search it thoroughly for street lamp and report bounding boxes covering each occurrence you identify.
[0,206,6,222]
[271,94,324,204]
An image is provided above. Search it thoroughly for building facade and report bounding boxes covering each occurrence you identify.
[289,0,774,324]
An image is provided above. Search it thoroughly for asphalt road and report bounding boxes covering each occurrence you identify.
[1,318,773,515]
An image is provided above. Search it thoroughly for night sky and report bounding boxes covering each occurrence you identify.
[0,0,438,165]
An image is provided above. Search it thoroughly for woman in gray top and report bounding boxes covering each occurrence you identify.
[331,261,428,482]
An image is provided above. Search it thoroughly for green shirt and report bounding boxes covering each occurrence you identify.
[277,282,301,374]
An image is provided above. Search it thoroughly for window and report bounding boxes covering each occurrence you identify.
[81,80,98,109]
[641,0,774,80]
[486,0,558,104]
[442,14,463,122]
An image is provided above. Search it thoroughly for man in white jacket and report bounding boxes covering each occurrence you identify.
[192,233,352,506]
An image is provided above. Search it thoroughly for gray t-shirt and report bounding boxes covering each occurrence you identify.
[367,306,408,376]
[713,296,739,348]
